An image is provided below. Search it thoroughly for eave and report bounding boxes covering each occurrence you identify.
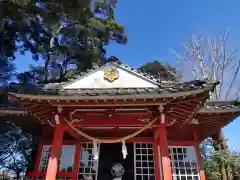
[6,86,212,131]
[195,100,240,140]
[5,82,239,140]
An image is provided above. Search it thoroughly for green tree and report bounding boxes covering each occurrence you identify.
[20,0,127,83]
[0,0,92,83]
[0,122,36,180]
[48,0,127,81]
[205,150,240,180]
[139,60,181,81]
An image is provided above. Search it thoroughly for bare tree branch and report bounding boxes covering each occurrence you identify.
[226,60,240,100]
[172,31,240,100]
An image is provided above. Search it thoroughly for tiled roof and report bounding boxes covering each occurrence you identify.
[8,80,216,97]
[198,100,240,113]
[57,80,214,96]
[7,80,217,102]
[67,60,164,84]
[37,60,176,89]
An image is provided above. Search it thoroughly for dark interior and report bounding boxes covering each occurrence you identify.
[98,143,134,180]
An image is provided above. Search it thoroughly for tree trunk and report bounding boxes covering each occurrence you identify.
[0,7,5,33]
[44,54,50,82]
[16,172,21,180]
[226,165,233,180]
[219,163,228,180]
[212,129,231,180]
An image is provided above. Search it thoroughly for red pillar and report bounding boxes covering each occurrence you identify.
[45,125,64,180]
[158,125,172,180]
[154,141,161,180]
[193,127,206,180]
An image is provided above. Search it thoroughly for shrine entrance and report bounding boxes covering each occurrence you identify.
[98,143,134,180]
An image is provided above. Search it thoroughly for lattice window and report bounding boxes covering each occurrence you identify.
[38,145,76,173]
[78,142,100,180]
[169,146,200,180]
[134,143,155,180]
[38,145,51,172]
[59,145,76,172]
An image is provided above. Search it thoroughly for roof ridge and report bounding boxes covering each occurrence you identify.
[35,60,178,87]
[72,60,174,85]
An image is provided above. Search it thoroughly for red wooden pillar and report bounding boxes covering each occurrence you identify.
[158,124,172,180]
[33,141,43,174]
[45,125,64,180]
[72,144,81,180]
[153,140,161,180]
[193,127,206,180]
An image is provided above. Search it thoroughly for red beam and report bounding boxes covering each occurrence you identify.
[40,140,78,145]
[67,117,157,127]
[49,99,167,107]
[65,124,154,142]
[40,137,154,145]
[168,140,197,146]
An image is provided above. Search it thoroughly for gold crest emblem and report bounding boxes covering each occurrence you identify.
[104,68,119,82]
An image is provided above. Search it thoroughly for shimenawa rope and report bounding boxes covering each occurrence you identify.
[64,116,160,143]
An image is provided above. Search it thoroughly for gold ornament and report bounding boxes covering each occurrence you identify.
[104,68,119,82]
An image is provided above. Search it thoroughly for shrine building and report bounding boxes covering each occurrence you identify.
[2,61,240,180]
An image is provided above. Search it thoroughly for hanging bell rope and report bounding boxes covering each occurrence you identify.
[64,116,160,143]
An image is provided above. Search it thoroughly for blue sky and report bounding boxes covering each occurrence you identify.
[15,0,240,149]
